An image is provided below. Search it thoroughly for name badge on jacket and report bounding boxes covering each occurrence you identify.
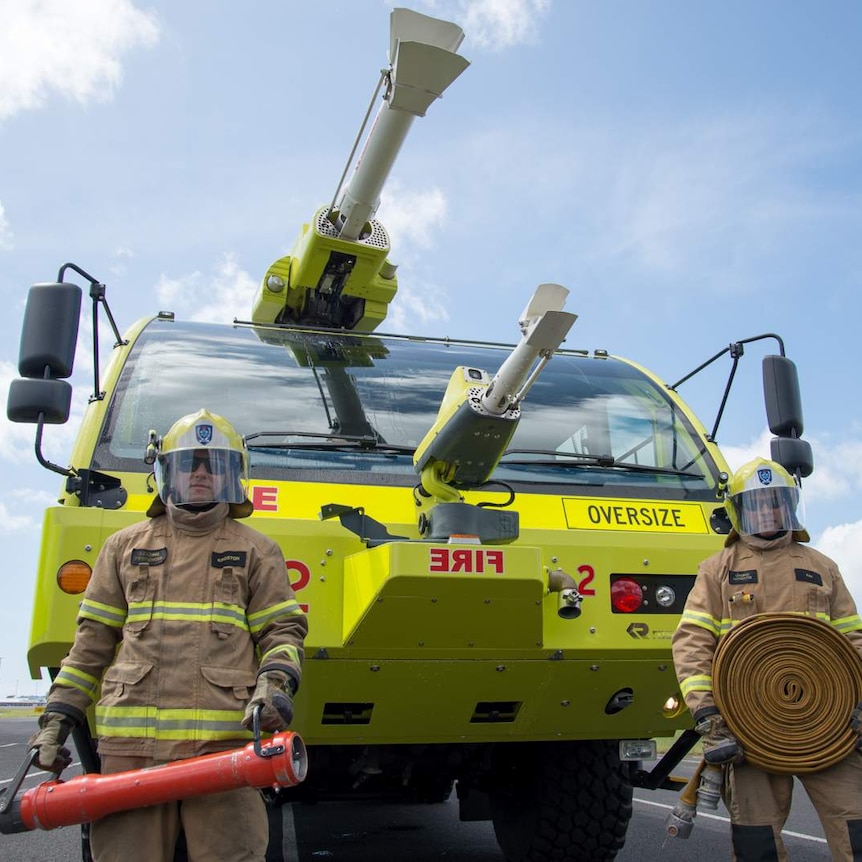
[795,568,823,586]
[131,548,167,566]
[212,551,248,568]
[729,569,758,585]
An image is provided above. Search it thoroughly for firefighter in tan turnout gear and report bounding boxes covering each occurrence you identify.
[673,458,862,861]
[27,409,308,862]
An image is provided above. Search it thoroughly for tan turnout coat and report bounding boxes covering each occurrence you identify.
[48,502,308,761]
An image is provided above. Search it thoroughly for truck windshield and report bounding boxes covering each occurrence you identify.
[94,320,719,497]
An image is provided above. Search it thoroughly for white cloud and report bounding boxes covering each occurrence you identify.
[156,253,258,324]
[379,183,448,250]
[443,0,550,50]
[801,437,862,502]
[109,244,135,276]
[386,275,451,334]
[0,490,58,534]
[716,430,774,476]
[0,201,13,250]
[0,0,160,123]
[815,520,862,604]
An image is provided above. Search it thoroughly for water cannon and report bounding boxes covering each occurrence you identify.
[413,284,576,543]
[252,8,469,332]
[481,284,578,416]
[334,8,469,241]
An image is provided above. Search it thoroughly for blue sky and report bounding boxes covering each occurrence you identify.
[1,0,860,694]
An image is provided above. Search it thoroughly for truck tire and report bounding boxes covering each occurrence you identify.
[489,740,632,862]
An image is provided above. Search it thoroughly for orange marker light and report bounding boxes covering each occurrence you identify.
[57,561,92,594]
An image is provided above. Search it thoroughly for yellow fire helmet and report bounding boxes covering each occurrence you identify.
[148,408,253,518]
[725,457,808,541]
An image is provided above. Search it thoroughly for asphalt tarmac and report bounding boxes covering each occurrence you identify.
[1,713,831,861]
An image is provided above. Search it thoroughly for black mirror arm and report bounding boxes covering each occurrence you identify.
[668,333,787,443]
[57,263,128,403]
[708,349,742,443]
[34,413,76,478]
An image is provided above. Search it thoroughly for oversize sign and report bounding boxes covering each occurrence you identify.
[563,497,709,533]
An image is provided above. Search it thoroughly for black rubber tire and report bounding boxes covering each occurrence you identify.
[489,741,633,862]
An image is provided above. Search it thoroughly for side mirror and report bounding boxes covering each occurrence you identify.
[7,281,83,479]
[770,436,814,478]
[762,355,803,437]
[7,378,72,424]
[7,283,81,427]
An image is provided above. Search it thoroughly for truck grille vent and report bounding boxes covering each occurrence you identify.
[470,701,521,723]
[321,702,374,725]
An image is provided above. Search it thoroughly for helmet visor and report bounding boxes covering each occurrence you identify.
[732,486,804,536]
[155,448,247,506]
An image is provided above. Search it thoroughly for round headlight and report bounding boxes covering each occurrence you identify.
[655,585,676,608]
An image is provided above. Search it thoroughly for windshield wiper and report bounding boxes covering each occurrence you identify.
[600,461,702,479]
[246,431,414,455]
[501,449,616,467]
[500,449,701,478]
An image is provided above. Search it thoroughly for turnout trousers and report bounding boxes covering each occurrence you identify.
[89,754,269,862]
[724,750,862,861]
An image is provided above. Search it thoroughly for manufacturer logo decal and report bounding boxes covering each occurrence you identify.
[196,424,213,445]
[757,468,773,485]
[625,622,675,640]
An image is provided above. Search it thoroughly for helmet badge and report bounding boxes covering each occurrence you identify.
[195,424,213,446]
[757,467,773,486]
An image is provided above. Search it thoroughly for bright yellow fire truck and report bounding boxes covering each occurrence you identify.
[4,8,813,862]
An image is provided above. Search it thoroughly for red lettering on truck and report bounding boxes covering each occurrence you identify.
[251,486,278,511]
[429,548,504,574]
[286,559,310,612]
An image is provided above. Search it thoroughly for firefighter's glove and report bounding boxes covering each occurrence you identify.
[242,670,295,732]
[27,710,76,773]
[694,708,743,765]
[851,702,862,750]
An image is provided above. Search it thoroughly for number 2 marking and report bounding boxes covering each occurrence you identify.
[577,564,596,596]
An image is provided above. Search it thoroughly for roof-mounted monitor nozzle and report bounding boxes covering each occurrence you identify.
[333,8,470,241]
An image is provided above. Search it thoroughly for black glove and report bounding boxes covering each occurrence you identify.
[851,702,862,750]
[27,710,77,772]
[241,670,295,732]
[694,707,743,765]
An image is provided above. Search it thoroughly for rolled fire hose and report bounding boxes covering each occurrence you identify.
[713,613,862,774]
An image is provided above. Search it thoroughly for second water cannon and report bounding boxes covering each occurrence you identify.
[413,283,578,491]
